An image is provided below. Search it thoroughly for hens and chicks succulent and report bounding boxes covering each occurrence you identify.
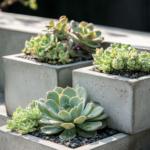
[6,85,108,141]
[93,43,150,74]
[22,16,104,64]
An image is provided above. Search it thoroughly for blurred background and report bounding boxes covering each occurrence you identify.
[0,0,150,32]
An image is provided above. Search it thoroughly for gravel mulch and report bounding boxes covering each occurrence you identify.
[17,54,93,65]
[29,127,118,149]
[91,66,150,79]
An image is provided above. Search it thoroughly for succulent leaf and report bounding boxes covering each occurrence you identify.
[74,116,86,124]
[61,123,75,130]
[69,106,79,121]
[76,127,97,138]
[59,127,76,141]
[53,87,63,94]
[40,125,63,135]
[59,95,70,107]
[77,121,102,131]
[62,87,77,98]
[69,96,82,108]
[46,91,59,104]
[58,110,72,122]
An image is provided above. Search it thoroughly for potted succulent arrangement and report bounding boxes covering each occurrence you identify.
[6,85,119,149]
[73,43,150,134]
[3,16,104,116]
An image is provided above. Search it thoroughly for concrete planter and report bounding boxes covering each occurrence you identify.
[73,66,150,134]
[3,54,93,116]
[1,125,150,150]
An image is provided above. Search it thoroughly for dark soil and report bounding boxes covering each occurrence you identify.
[17,54,93,65]
[29,127,118,149]
[91,66,150,79]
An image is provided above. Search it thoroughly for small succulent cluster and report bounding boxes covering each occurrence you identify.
[93,43,150,74]
[22,16,104,64]
[36,85,108,141]
[6,101,41,134]
[6,85,108,141]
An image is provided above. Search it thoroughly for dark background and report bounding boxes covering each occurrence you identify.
[2,0,150,32]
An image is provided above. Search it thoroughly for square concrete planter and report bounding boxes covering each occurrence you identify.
[3,54,93,116]
[73,66,150,134]
[1,125,150,150]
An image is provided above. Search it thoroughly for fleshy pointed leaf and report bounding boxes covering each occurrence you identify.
[53,87,63,94]
[87,106,104,119]
[50,120,64,126]
[56,23,62,30]
[76,127,97,138]
[46,91,59,104]
[49,20,54,27]
[75,85,87,102]
[39,118,51,124]
[74,32,84,41]
[62,87,77,98]
[95,30,101,37]
[81,102,93,116]
[69,106,78,121]
[74,116,86,124]
[79,21,88,28]
[85,23,94,31]
[59,127,76,141]
[87,113,108,121]
[69,96,82,108]
[59,94,70,107]
[77,102,84,116]
[61,123,75,130]
[38,98,46,103]
[58,110,72,122]
[40,125,63,135]
[45,100,59,114]
[77,121,102,131]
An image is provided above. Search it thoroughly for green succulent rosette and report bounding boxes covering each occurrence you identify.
[36,85,108,141]
[92,43,150,73]
[6,101,41,134]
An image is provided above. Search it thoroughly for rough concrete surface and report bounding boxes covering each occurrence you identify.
[3,54,92,116]
[1,125,150,150]
[73,66,150,134]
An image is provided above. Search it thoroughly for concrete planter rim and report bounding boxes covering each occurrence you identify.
[3,53,93,69]
[0,125,127,150]
[74,66,150,83]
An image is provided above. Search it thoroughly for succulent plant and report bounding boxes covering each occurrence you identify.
[46,16,70,41]
[22,15,105,63]
[36,85,108,141]
[68,20,104,54]
[93,43,150,74]
[6,101,41,134]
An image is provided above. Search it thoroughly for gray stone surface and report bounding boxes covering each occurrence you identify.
[3,54,93,116]
[73,66,150,134]
[1,125,150,150]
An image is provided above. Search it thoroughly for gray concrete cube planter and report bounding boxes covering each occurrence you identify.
[3,54,93,116]
[1,125,150,150]
[73,66,150,134]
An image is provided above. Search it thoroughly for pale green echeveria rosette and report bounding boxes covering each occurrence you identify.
[6,101,41,134]
[36,85,108,141]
